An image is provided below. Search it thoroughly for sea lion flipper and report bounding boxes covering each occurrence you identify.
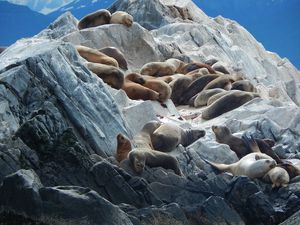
[242,133,261,153]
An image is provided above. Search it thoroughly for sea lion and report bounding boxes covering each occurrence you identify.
[122,73,160,101]
[142,79,172,102]
[78,9,111,30]
[202,91,259,120]
[128,148,182,176]
[212,63,230,74]
[213,125,282,161]
[110,11,133,27]
[204,58,218,66]
[116,133,132,162]
[165,58,186,73]
[133,120,162,149]
[99,47,128,70]
[203,76,232,91]
[86,62,124,89]
[263,166,289,188]
[231,80,255,92]
[204,152,276,179]
[192,88,226,107]
[76,45,119,67]
[178,62,216,74]
[179,74,220,105]
[170,76,193,105]
[151,123,206,152]
[207,90,231,106]
[212,125,251,158]
[277,161,300,179]
[140,61,177,77]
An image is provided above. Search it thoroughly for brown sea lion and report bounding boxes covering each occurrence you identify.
[78,9,111,30]
[179,74,220,105]
[116,133,132,162]
[203,76,232,91]
[204,58,218,66]
[128,148,182,176]
[192,88,226,107]
[202,91,259,120]
[170,76,193,105]
[277,161,300,179]
[212,63,230,74]
[204,152,276,179]
[76,45,119,67]
[140,61,177,77]
[207,90,231,106]
[231,80,255,92]
[110,11,133,27]
[151,123,206,152]
[263,166,289,188]
[99,47,128,70]
[178,62,216,74]
[165,58,186,73]
[86,62,124,89]
[132,120,162,149]
[122,74,160,101]
[142,79,172,102]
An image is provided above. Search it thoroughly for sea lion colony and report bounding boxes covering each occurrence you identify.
[73,9,299,187]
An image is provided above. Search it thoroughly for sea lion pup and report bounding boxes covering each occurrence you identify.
[202,91,259,120]
[140,61,177,77]
[142,78,172,102]
[128,148,182,176]
[110,11,133,27]
[86,62,124,89]
[231,80,256,92]
[203,76,232,91]
[204,152,276,179]
[76,45,119,68]
[122,73,160,101]
[99,47,128,70]
[170,76,193,105]
[178,62,216,74]
[151,123,206,152]
[192,88,226,107]
[262,166,290,188]
[179,74,220,105]
[116,133,132,163]
[132,120,162,149]
[78,9,111,30]
[212,125,251,158]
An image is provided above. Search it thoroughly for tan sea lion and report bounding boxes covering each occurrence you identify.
[128,148,182,176]
[78,9,111,30]
[165,58,186,73]
[140,61,177,77]
[231,80,255,92]
[132,120,162,149]
[277,161,300,179]
[192,88,226,107]
[116,133,132,162]
[202,91,259,120]
[142,79,172,102]
[76,45,119,67]
[263,166,289,188]
[207,90,231,106]
[203,76,232,91]
[204,152,276,179]
[86,62,124,89]
[110,11,133,27]
[122,73,160,101]
[179,74,220,105]
[151,123,206,152]
[99,47,128,70]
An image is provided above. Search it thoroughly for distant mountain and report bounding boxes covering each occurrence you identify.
[0,1,53,46]
[50,0,115,19]
[0,0,73,14]
[194,0,300,69]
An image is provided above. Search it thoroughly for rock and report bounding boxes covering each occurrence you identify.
[280,210,300,225]
[183,196,244,225]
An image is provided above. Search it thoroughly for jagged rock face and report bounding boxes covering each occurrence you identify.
[0,0,300,224]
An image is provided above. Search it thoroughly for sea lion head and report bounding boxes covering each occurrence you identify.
[129,150,146,174]
[212,125,231,139]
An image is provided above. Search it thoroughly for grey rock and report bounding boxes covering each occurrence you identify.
[280,210,300,225]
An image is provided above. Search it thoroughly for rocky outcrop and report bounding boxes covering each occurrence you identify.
[0,0,299,224]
